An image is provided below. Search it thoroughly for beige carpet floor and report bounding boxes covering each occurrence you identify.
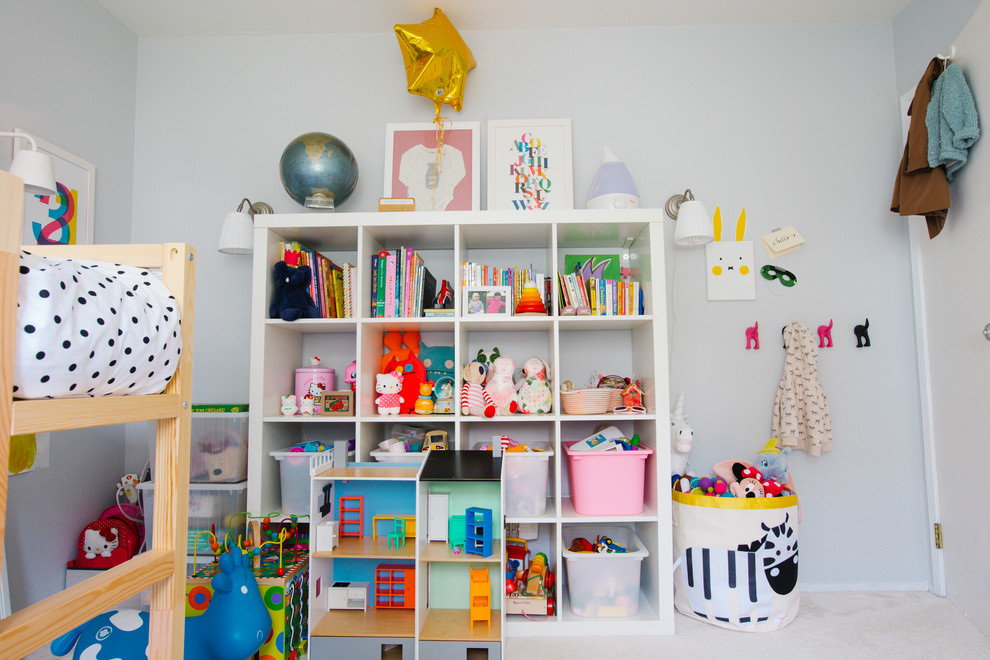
[507,592,990,659]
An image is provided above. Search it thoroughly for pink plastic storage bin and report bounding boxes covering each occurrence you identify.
[564,441,653,515]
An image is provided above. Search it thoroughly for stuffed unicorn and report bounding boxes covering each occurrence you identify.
[670,392,695,475]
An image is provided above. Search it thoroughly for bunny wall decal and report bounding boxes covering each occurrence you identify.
[705,207,756,301]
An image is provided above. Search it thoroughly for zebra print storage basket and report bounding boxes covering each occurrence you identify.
[672,490,800,631]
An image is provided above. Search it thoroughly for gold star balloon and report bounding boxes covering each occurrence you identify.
[395,8,476,115]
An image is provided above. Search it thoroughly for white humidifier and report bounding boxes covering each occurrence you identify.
[586,146,640,210]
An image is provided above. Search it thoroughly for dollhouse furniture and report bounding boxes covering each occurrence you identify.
[327,581,370,611]
[469,566,492,628]
[375,563,415,609]
[387,518,407,548]
[0,170,196,657]
[339,495,364,537]
[465,507,493,557]
[372,514,416,539]
[247,210,673,650]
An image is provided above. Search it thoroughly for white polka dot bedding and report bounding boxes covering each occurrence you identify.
[13,251,182,399]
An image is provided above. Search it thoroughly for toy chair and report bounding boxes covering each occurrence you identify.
[469,566,491,629]
[387,518,406,549]
[448,514,466,554]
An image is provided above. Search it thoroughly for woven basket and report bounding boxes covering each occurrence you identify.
[560,388,613,415]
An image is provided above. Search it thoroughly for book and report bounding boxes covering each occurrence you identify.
[384,251,397,317]
[419,266,436,318]
[424,308,454,317]
[331,267,344,319]
[372,252,384,318]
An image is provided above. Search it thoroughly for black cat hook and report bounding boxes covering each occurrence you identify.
[854,318,871,347]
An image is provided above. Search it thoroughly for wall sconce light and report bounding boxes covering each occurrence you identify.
[218,197,273,254]
[665,189,714,247]
[1,131,56,194]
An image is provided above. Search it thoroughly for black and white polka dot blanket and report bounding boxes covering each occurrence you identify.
[13,251,182,399]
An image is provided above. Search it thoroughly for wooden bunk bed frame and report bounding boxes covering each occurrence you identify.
[0,169,195,658]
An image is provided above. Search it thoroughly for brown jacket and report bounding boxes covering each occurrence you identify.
[891,58,950,238]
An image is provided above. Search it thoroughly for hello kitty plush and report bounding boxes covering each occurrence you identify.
[83,526,119,559]
[485,355,518,415]
[280,394,298,416]
[516,357,553,414]
[375,371,405,415]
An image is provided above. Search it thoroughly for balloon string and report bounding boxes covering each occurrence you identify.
[432,107,449,209]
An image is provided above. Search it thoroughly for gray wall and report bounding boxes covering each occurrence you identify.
[0,0,138,612]
[892,0,982,94]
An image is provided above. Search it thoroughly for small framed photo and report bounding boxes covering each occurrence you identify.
[486,118,573,211]
[13,129,95,245]
[463,286,511,317]
[384,121,480,211]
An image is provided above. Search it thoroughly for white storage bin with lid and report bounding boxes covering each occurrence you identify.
[370,449,428,464]
[137,480,247,554]
[270,446,334,515]
[474,442,553,517]
[562,525,649,617]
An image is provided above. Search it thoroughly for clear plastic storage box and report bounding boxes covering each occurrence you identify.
[137,480,247,554]
[493,443,554,517]
[149,406,249,483]
[562,525,649,617]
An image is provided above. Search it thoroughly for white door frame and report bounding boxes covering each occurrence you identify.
[901,87,945,597]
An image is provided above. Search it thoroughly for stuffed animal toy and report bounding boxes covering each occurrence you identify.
[375,371,404,415]
[516,356,553,414]
[754,437,792,484]
[461,361,495,418]
[670,392,695,476]
[380,331,425,414]
[485,354,518,415]
[269,260,318,322]
[730,463,766,498]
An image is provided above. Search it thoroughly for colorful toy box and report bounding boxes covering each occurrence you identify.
[187,552,309,660]
[562,525,648,617]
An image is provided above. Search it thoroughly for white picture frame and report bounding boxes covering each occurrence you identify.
[463,286,511,317]
[384,121,480,211]
[13,129,95,245]
[486,118,573,211]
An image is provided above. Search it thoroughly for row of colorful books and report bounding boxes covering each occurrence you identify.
[279,242,355,318]
[371,247,437,318]
[558,271,643,316]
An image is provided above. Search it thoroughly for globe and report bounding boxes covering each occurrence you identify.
[279,132,359,209]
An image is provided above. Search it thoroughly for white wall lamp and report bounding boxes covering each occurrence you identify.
[218,197,272,254]
[1,131,56,194]
[665,189,714,247]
